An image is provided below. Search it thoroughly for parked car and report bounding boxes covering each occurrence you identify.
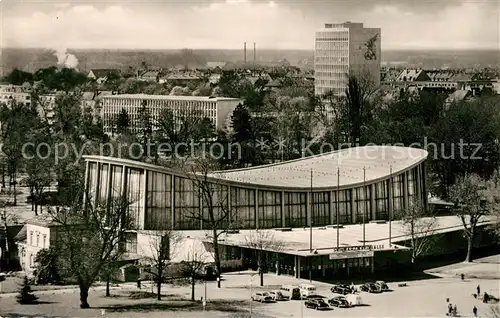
[304,298,330,310]
[360,283,382,293]
[280,285,301,300]
[375,281,389,291]
[330,284,353,295]
[328,295,351,308]
[269,290,289,301]
[252,292,273,302]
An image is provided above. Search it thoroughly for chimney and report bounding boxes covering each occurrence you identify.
[244,42,247,65]
[253,42,256,70]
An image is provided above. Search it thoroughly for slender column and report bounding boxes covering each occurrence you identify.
[388,170,394,246]
[370,184,376,220]
[199,186,203,230]
[306,191,311,227]
[294,256,298,278]
[227,185,232,224]
[350,189,356,224]
[329,191,334,224]
[170,174,175,230]
[106,164,113,202]
[403,171,409,210]
[422,163,428,211]
[297,256,301,279]
[95,162,101,206]
[281,191,286,227]
[82,160,91,210]
[416,166,422,204]
[138,169,147,230]
[121,165,127,198]
[255,189,259,229]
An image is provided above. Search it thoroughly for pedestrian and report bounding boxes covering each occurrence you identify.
[473,306,477,317]
[446,297,449,303]
[477,285,481,296]
[448,303,453,315]
[453,305,457,316]
[137,278,141,289]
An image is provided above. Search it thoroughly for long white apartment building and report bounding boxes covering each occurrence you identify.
[0,84,31,106]
[314,22,381,98]
[100,94,242,134]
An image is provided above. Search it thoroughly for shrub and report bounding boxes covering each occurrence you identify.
[16,276,38,304]
[220,260,244,273]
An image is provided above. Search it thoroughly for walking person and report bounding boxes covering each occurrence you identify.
[453,304,457,316]
[448,303,453,315]
[473,305,477,317]
[477,285,481,296]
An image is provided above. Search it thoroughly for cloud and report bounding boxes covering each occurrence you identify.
[3,0,499,50]
[54,3,70,9]
[358,1,500,50]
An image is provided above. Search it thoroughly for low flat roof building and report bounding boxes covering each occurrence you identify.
[99,94,242,135]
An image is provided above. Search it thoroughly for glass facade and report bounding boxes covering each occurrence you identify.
[174,176,199,230]
[127,168,144,228]
[284,192,307,227]
[392,175,404,215]
[258,190,282,229]
[145,171,171,230]
[375,181,388,220]
[337,190,351,224]
[84,160,425,231]
[353,186,371,223]
[311,192,330,226]
[230,188,255,229]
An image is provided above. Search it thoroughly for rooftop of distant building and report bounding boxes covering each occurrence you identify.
[100,94,242,101]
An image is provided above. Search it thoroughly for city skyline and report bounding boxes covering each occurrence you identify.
[2,0,499,51]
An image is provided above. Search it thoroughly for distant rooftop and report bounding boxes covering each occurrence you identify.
[100,94,241,102]
[25,213,58,227]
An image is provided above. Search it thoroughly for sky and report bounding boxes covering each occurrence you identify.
[2,0,499,50]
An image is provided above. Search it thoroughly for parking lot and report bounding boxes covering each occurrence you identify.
[1,270,499,317]
[249,277,500,317]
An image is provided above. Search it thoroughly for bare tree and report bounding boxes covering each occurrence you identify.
[50,194,133,308]
[243,230,284,287]
[21,158,53,215]
[180,238,211,301]
[139,227,182,300]
[449,174,497,262]
[180,156,237,288]
[398,199,437,263]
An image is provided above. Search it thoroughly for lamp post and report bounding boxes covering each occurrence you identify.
[337,168,340,248]
[203,279,207,311]
[363,167,366,247]
[309,169,313,283]
[249,272,258,315]
[389,165,393,247]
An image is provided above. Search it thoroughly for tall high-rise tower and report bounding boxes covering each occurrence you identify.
[314,22,381,97]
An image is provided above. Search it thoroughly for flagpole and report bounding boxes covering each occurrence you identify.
[336,168,340,249]
[363,167,366,247]
[389,165,393,247]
